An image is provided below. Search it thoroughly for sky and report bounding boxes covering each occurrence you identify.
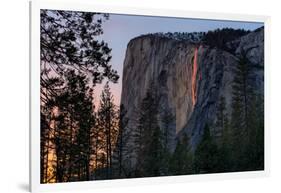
[94,13,264,107]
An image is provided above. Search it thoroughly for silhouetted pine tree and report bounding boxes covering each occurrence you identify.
[40,112,50,183]
[245,93,264,170]
[215,96,227,137]
[229,46,265,172]
[194,124,219,173]
[214,96,232,172]
[230,49,256,170]
[160,109,175,174]
[50,70,95,182]
[253,94,264,169]
[143,125,166,176]
[40,76,64,183]
[218,115,231,172]
[134,82,164,177]
[96,82,119,179]
[169,134,194,175]
[111,104,132,178]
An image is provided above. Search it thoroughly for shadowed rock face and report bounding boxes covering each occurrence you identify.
[120,29,264,164]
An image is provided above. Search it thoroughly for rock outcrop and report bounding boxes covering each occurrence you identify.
[120,28,264,168]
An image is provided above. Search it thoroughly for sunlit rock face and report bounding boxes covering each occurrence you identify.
[120,28,264,163]
[121,36,198,155]
[122,36,197,133]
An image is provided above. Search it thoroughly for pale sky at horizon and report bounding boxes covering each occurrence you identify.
[94,13,264,108]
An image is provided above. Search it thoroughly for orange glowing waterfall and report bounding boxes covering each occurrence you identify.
[191,47,198,106]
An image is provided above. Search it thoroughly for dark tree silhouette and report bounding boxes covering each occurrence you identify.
[96,82,119,179]
[112,104,131,178]
[133,82,169,177]
[40,10,120,183]
[230,49,254,170]
[40,10,119,85]
[44,70,95,182]
[169,134,193,175]
[194,124,219,173]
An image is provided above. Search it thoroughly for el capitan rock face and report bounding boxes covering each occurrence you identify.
[120,28,264,168]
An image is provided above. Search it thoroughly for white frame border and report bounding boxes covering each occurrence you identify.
[30,0,271,192]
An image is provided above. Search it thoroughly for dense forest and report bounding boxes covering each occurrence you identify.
[40,10,264,183]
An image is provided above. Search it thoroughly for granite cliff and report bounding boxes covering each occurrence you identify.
[119,28,264,169]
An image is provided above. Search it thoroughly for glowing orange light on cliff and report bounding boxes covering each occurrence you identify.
[192,47,198,106]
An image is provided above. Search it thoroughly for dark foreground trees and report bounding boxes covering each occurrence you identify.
[40,71,95,182]
[169,134,193,175]
[41,72,121,183]
[40,10,120,183]
[194,125,220,173]
[95,82,119,179]
[133,83,167,177]
[229,49,264,171]
[55,71,95,182]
